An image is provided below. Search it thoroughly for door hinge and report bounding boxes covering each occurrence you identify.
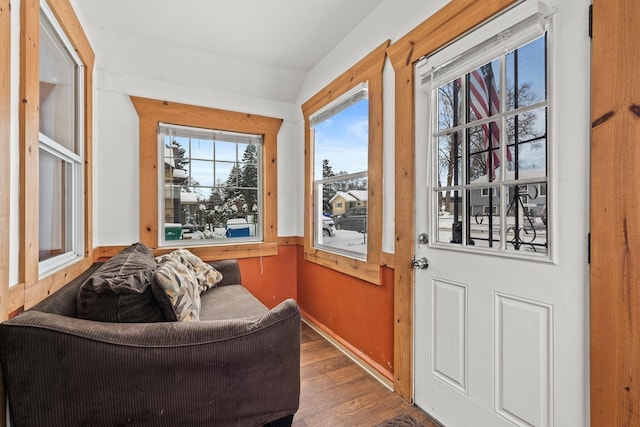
[588,232,591,264]
[588,4,593,38]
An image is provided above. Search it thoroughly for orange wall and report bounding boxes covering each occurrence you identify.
[237,243,394,377]
[295,246,395,376]
[238,244,298,309]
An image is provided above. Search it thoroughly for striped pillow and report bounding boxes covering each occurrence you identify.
[155,249,223,293]
[152,260,201,322]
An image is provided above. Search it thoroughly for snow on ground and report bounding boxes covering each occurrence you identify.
[320,229,367,255]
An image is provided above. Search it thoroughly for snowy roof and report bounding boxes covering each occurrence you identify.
[348,190,368,201]
[329,190,368,204]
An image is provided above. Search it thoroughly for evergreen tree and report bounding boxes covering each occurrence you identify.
[321,159,336,214]
[225,163,242,200]
[240,145,258,213]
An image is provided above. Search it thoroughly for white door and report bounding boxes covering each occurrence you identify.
[413,3,589,426]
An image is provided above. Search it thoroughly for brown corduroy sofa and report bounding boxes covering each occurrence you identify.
[0,257,300,427]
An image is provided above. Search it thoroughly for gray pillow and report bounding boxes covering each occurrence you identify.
[76,242,165,322]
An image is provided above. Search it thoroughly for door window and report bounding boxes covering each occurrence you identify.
[422,20,549,257]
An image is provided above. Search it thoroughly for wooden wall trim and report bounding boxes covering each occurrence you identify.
[94,243,279,263]
[1,1,10,422]
[590,0,640,424]
[95,237,302,262]
[301,40,389,286]
[0,0,10,322]
[380,251,395,269]
[386,0,519,402]
[130,96,282,257]
[19,0,39,290]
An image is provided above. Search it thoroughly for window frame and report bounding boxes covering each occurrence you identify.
[18,0,94,311]
[37,1,85,275]
[132,96,282,260]
[302,40,389,285]
[418,15,551,260]
[157,123,264,246]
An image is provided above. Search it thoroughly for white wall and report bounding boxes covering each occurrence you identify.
[90,0,447,248]
[297,0,450,253]
[7,0,590,271]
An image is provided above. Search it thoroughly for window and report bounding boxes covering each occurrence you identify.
[38,1,85,274]
[132,97,281,259]
[302,41,388,284]
[311,83,369,259]
[18,0,93,310]
[159,123,263,245]
[422,17,549,256]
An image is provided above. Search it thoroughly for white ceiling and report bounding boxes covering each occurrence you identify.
[73,0,385,73]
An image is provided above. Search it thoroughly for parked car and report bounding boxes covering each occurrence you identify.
[322,217,336,237]
[334,207,367,233]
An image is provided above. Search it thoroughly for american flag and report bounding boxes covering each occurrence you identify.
[468,64,509,180]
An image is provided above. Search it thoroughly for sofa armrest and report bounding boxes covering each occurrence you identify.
[0,299,300,427]
[209,258,242,286]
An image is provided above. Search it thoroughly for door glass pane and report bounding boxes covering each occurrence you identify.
[438,131,462,187]
[505,183,548,254]
[39,13,77,153]
[436,190,463,244]
[438,78,463,131]
[467,121,501,183]
[468,59,501,121]
[506,107,547,179]
[467,187,500,248]
[39,149,72,261]
[506,35,546,111]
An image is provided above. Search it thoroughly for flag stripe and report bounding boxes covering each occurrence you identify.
[468,64,507,180]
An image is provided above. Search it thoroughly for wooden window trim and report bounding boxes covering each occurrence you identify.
[1,0,10,322]
[386,0,519,401]
[131,96,282,261]
[19,0,94,311]
[301,40,389,286]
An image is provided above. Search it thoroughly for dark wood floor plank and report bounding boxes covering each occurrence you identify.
[294,322,442,427]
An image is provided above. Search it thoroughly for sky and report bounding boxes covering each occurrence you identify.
[313,99,369,180]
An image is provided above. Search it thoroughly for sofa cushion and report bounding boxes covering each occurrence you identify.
[76,242,164,323]
[155,249,223,292]
[152,260,201,321]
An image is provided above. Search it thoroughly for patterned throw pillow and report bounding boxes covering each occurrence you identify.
[152,260,201,322]
[155,249,223,293]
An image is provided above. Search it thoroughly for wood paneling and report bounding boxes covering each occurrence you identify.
[386,0,519,402]
[0,0,10,323]
[19,0,40,291]
[18,0,94,311]
[591,0,640,424]
[301,40,389,286]
[131,96,282,256]
[1,1,10,421]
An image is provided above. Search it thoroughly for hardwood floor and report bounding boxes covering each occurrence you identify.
[293,322,442,427]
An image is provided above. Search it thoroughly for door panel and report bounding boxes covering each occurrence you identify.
[413,2,589,426]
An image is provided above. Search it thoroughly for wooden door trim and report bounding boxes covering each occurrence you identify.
[0,0,11,322]
[590,0,640,424]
